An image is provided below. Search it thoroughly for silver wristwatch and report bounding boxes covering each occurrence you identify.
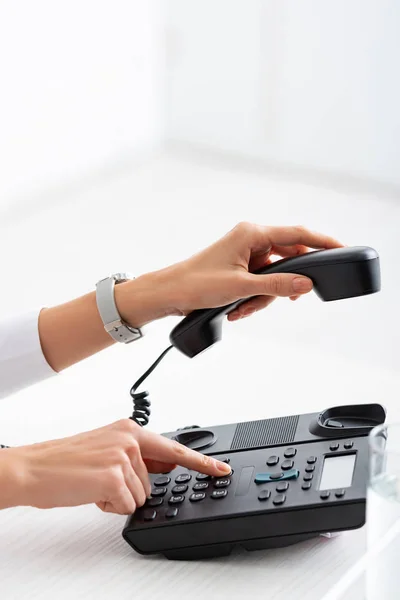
[95,273,143,344]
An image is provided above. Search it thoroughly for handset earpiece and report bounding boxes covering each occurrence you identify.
[169,246,381,358]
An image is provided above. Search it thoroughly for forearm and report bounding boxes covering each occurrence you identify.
[0,450,25,509]
[38,269,175,372]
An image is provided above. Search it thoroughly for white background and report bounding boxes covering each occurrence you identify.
[0,0,163,206]
[166,0,400,187]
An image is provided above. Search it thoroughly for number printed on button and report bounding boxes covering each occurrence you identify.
[168,495,185,505]
[193,482,208,491]
[211,489,228,499]
[214,478,231,488]
[172,484,188,494]
[189,492,205,502]
[175,473,192,484]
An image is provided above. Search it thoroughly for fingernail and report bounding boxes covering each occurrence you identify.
[292,277,313,293]
[216,461,231,473]
[241,307,255,318]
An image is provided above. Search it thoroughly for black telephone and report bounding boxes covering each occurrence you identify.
[123,246,383,560]
[123,403,386,560]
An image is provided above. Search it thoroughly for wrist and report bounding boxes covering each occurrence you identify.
[0,449,28,509]
[114,269,178,329]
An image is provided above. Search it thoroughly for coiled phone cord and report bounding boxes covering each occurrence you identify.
[0,345,174,447]
[129,345,173,427]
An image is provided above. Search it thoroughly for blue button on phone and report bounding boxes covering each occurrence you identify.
[254,469,299,484]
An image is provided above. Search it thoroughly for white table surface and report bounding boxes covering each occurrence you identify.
[1,154,399,599]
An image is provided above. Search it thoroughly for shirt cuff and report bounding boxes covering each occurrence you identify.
[0,310,56,400]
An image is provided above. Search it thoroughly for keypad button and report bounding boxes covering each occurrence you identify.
[344,441,354,450]
[214,478,231,488]
[168,495,185,505]
[303,474,313,481]
[320,491,330,500]
[196,473,211,481]
[276,482,289,493]
[267,455,279,467]
[172,484,188,494]
[302,482,312,490]
[147,497,163,507]
[165,507,179,518]
[305,465,315,473]
[273,494,286,506]
[281,460,294,471]
[269,472,284,480]
[154,475,171,486]
[193,482,209,491]
[143,509,157,521]
[330,443,339,451]
[151,487,167,497]
[307,457,317,464]
[218,456,230,464]
[211,489,228,499]
[175,473,192,484]
[189,492,206,502]
[258,490,271,501]
[335,489,345,498]
[284,447,297,458]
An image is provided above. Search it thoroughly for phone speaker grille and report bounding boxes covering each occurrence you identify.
[230,415,299,450]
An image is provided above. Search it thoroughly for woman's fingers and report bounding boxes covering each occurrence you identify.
[97,484,137,515]
[243,272,313,298]
[127,447,151,498]
[269,244,311,258]
[123,465,148,508]
[139,429,230,477]
[260,225,343,252]
[240,244,310,319]
[249,245,310,272]
[236,223,343,254]
[227,296,276,321]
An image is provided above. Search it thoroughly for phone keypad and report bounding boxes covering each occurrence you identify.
[137,440,358,524]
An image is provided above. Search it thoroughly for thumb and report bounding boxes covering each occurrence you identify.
[243,272,313,298]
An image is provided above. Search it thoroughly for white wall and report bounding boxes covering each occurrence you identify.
[165,0,400,187]
[0,0,163,206]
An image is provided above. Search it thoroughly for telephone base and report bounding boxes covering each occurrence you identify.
[123,405,385,561]
[163,533,319,560]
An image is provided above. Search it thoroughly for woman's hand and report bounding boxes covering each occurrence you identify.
[38,222,343,372]
[118,222,344,325]
[0,419,230,513]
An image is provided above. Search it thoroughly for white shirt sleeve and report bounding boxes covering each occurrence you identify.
[0,310,56,399]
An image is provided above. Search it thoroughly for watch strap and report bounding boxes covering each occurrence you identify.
[96,274,143,344]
